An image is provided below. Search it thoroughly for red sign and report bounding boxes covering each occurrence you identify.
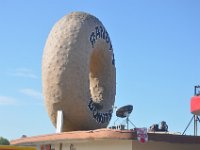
[135,128,148,143]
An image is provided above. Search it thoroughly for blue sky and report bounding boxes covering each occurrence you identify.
[0,0,200,140]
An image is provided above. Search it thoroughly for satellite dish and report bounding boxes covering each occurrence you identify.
[116,105,133,118]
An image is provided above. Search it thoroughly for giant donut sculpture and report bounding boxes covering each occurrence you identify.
[42,12,116,131]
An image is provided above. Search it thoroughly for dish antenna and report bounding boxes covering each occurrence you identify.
[116,105,136,129]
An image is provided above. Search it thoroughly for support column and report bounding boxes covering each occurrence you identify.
[56,110,64,133]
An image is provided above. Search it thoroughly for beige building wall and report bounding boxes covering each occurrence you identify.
[12,139,200,150]
[132,141,200,150]
[57,140,200,150]
[53,140,132,150]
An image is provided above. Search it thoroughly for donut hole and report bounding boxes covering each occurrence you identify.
[89,46,112,111]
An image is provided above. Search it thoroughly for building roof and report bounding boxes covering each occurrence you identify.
[11,129,200,146]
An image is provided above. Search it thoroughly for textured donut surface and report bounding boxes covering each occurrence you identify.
[42,12,116,131]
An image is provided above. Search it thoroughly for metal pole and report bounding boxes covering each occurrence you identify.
[126,117,129,130]
[194,115,198,136]
[194,85,200,136]
[114,118,119,126]
[198,116,200,123]
[129,120,137,128]
[182,115,194,135]
[195,85,200,95]
[194,86,197,136]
